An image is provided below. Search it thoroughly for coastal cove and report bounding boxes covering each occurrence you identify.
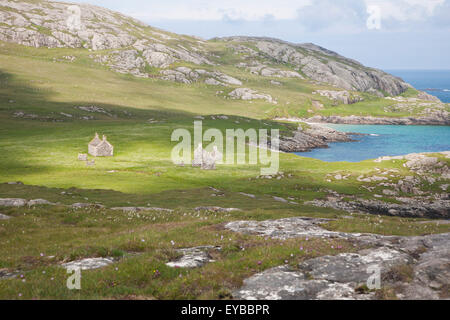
[296,124,450,162]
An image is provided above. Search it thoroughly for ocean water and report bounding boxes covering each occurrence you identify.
[296,125,450,163]
[387,70,450,103]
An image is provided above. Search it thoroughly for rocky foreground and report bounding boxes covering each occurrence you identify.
[225,217,449,300]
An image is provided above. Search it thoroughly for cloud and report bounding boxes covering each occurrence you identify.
[293,0,449,32]
[296,0,367,32]
[364,0,446,25]
[127,0,312,22]
[69,0,450,32]
[432,2,450,27]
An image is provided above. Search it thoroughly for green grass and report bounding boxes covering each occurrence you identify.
[0,40,449,300]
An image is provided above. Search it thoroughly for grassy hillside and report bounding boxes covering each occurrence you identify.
[0,40,449,300]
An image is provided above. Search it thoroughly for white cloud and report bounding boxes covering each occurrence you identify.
[74,0,449,32]
[128,0,312,22]
[365,0,445,22]
[124,0,448,33]
[296,0,366,32]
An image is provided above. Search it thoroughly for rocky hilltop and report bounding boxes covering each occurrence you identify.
[1,0,410,96]
[219,36,410,96]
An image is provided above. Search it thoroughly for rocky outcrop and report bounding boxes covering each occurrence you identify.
[221,36,411,96]
[278,123,353,152]
[227,216,450,300]
[110,207,174,213]
[62,257,116,270]
[238,62,303,79]
[0,198,54,207]
[27,199,54,206]
[0,198,28,207]
[166,246,221,268]
[194,207,241,213]
[417,91,441,102]
[303,115,450,126]
[0,213,11,220]
[160,67,242,86]
[0,268,19,280]
[71,203,105,209]
[313,90,363,105]
[0,1,138,50]
[0,197,177,212]
[99,50,147,78]
[308,152,450,219]
[375,152,450,178]
[234,247,409,300]
[228,88,277,104]
[226,217,354,240]
[308,198,449,219]
[0,0,212,78]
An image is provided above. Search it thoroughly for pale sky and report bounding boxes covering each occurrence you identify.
[66,0,450,70]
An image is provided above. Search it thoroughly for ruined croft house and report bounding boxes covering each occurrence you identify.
[88,133,114,157]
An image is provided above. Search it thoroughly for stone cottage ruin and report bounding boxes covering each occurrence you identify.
[192,144,222,170]
[88,133,114,157]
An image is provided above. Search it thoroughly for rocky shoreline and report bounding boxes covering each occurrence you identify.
[277,115,449,154]
[301,115,450,126]
[279,123,357,153]
[307,151,450,219]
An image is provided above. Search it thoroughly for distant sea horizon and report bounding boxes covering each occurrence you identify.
[386,69,450,103]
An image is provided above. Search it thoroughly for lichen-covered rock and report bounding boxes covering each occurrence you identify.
[205,78,223,86]
[166,246,221,268]
[225,217,348,240]
[0,198,28,207]
[106,50,147,77]
[240,63,303,79]
[307,197,449,219]
[160,68,241,86]
[229,215,450,300]
[110,207,173,213]
[71,203,105,209]
[417,91,441,102]
[228,88,276,104]
[143,51,174,68]
[160,69,192,84]
[313,90,363,105]
[234,247,410,300]
[62,257,116,270]
[0,268,19,280]
[300,248,411,284]
[0,1,137,50]
[194,207,241,213]
[27,199,54,206]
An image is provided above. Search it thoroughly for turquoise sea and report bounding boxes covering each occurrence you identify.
[296,125,450,162]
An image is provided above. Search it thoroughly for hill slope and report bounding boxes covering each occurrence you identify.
[1,0,409,95]
[0,0,448,124]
